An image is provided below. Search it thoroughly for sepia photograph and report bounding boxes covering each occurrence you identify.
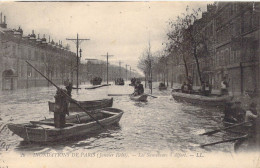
[0,1,260,167]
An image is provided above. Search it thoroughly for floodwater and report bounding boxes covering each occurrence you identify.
[0,82,238,156]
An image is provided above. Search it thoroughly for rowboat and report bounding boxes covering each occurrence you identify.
[172,89,231,107]
[7,108,124,142]
[129,94,148,102]
[48,98,113,112]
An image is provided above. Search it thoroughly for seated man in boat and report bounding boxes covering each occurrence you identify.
[201,81,212,96]
[133,80,144,96]
[223,102,237,123]
[232,101,246,123]
[181,82,188,93]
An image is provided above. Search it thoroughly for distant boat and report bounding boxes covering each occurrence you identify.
[129,94,148,102]
[7,108,124,142]
[48,98,113,112]
[172,89,231,108]
[159,83,167,91]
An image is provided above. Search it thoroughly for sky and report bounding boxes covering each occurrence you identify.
[0,1,209,75]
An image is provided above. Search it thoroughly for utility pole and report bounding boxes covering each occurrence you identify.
[130,66,131,79]
[119,61,122,78]
[66,33,90,89]
[101,52,113,84]
[125,64,129,81]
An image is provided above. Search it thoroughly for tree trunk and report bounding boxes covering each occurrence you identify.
[193,47,202,86]
[182,54,189,80]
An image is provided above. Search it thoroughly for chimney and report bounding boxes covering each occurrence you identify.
[0,13,2,24]
[4,16,6,24]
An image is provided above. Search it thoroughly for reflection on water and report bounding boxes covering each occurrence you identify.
[0,82,236,155]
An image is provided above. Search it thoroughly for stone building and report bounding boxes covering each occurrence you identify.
[170,2,260,95]
[0,13,77,90]
[214,2,260,95]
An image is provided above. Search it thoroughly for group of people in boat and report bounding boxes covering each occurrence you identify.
[129,77,144,96]
[115,78,124,85]
[180,76,230,96]
[91,77,102,85]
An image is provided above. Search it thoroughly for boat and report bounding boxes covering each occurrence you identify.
[159,83,167,91]
[7,108,124,142]
[129,94,148,102]
[48,98,113,112]
[115,78,124,85]
[171,89,232,107]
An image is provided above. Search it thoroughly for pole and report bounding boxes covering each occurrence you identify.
[130,66,131,79]
[101,52,113,84]
[76,34,79,89]
[125,64,128,81]
[119,61,122,78]
[107,52,108,84]
[66,34,90,89]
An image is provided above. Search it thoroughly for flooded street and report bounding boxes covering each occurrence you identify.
[0,83,235,155]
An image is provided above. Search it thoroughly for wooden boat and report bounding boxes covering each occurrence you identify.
[172,89,231,107]
[7,108,124,142]
[48,98,113,112]
[129,94,148,102]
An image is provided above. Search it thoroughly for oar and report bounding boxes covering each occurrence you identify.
[26,61,106,129]
[200,135,248,147]
[145,94,157,98]
[108,94,131,96]
[200,121,249,136]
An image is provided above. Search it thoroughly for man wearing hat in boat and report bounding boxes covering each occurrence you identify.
[133,80,144,96]
[53,86,74,128]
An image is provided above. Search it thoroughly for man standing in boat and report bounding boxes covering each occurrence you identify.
[53,88,71,128]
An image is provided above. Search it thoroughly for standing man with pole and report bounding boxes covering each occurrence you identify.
[66,33,90,89]
[101,52,113,85]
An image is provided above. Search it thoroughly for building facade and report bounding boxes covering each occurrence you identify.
[0,14,77,90]
[170,2,260,95]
